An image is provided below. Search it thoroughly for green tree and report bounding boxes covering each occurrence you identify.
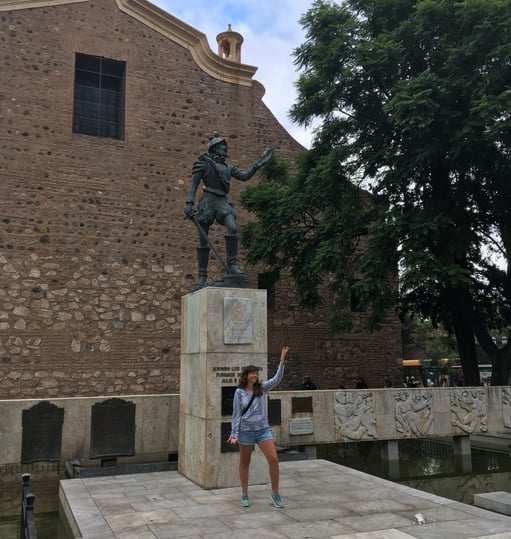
[402,316,459,362]
[241,0,511,385]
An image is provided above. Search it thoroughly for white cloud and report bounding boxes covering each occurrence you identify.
[152,0,316,147]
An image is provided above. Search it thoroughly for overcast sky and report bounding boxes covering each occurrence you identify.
[151,0,318,148]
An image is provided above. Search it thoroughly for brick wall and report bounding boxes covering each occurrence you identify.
[0,0,403,398]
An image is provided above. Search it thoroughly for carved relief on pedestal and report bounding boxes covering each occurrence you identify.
[451,388,487,434]
[502,388,511,429]
[334,391,377,440]
[394,390,433,437]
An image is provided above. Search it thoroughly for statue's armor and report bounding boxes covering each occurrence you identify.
[192,155,242,197]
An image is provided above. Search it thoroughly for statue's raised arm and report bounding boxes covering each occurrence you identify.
[254,148,273,169]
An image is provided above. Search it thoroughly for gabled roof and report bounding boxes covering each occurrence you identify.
[0,0,258,86]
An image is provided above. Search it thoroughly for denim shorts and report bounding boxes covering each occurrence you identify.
[238,428,273,445]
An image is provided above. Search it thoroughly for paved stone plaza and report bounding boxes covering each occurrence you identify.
[60,459,511,538]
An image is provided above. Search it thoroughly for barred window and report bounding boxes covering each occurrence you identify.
[73,53,125,139]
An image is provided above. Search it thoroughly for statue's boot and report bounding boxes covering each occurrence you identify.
[225,235,245,274]
[192,246,209,291]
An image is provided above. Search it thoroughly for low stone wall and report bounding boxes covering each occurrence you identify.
[1,386,511,467]
[0,395,180,467]
[271,386,511,446]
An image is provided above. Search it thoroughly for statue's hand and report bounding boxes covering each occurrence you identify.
[254,148,274,169]
[184,203,194,218]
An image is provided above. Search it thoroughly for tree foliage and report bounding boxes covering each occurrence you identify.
[241,0,511,384]
[402,315,459,362]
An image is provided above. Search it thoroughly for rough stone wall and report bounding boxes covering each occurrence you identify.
[265,275,403,390]
[0,0,403,398]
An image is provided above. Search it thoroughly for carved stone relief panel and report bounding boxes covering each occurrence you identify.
[334,391,377,440]
[502,388,511,429]
[450,388,487,434]
[394,390,433,437]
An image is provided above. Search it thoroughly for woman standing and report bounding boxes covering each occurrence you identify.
[228,346,289,508]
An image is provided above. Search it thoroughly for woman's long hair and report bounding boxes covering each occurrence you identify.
[239,365,263,396]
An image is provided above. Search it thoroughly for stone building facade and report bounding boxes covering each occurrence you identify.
[0,0,403,398]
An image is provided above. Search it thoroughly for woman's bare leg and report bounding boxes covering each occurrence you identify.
[258,439,279,493]
[239,444,253,493]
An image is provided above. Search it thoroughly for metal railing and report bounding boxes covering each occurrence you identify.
[20,473,37,539]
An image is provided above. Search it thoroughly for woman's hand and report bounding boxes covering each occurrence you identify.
[227,436,238,445]
[280,346,289,364]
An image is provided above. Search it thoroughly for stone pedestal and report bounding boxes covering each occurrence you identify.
[381,439,400,480]
[179,287,269,489]
[453,434,472,474]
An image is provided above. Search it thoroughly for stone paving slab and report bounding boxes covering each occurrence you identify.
[59,459,511,539]
[332,532,416,539]
[475,492,511,516]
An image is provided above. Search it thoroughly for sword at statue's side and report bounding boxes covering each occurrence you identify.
[185,213,232,275]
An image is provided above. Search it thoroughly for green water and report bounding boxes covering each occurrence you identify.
[0,463,68,539]
[318,439,511,505]
[0,512,67,539]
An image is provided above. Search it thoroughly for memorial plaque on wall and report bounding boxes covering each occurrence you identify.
[221,386,237,416]
[289,418,314,435]
[90,398,135,458]
[220,422,238,453]
[292,396,313,414]
[21,401,64,463]
[268,398,281,426]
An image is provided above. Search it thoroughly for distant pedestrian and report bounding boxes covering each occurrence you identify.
[296,376,317,390]
[356,377,368,389]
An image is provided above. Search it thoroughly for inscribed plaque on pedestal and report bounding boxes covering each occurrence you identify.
[224,298,252,344]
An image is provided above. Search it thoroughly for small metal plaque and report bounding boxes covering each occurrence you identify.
[289,418,314,436]
[292,396,313,414]
[224,298,252,344]
[21,401,64,463]
[221,422,238,453]
[90,398,135,458]
[221,386,237,416]
[268,398,282,426]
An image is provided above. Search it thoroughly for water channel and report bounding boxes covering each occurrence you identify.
[317,438,511,505]
[2,439,511,538]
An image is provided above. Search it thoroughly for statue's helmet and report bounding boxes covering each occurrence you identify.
[208,132,226,151]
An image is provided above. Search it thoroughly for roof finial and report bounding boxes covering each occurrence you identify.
[216,24,244,63]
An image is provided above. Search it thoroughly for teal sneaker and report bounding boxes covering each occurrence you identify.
[270,492,284,508]
[240,493,250,507]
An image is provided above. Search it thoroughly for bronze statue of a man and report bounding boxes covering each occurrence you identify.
[184,134,273,290]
